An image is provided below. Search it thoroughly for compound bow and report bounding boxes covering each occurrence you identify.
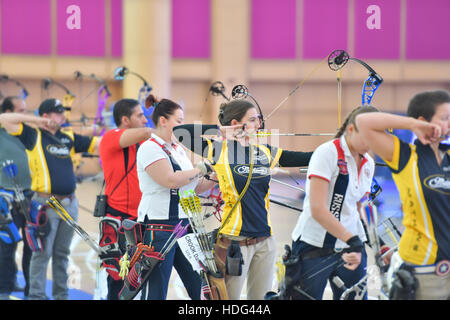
[114,66,154,128]
[0,74,29,100]
[41,77,76,128]
[74,71,111,136]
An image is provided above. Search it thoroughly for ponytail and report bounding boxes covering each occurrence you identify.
[146,94,182,127]
[218,99,255,126]
[335,105,379,138]
[145,94,159,110]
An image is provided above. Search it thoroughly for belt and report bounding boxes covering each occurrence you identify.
[3,188,33,198]
[409,260,450,276]
[105,204,131,219]
[218,235,269,247]
[302,247,338,260]
[37,192,74,202]
[146,224,177,232]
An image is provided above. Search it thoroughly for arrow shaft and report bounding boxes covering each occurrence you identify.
[257,132,334,137]
[271,178,305,192]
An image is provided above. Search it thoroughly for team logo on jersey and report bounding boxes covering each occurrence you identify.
[337,159,348,175]
[424,174,450,195]
[59,137,71,145]
[233,164,270,179]
[46,144,70,158]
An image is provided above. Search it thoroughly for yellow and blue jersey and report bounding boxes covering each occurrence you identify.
[383,136,449,265]
[173,124,312,237]
[204,138,282,237]
[11,123,97,196]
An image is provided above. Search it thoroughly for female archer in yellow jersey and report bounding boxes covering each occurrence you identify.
[356,90,449,300]
[174,99,313,300]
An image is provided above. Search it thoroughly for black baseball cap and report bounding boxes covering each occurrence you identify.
[38,98,71,116]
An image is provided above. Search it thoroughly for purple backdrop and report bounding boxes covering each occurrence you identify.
[354,0,401,59]
[406,0,450,59]
[1,0,449,60]
[302,0,349,59]
[57,0,105,56]
[111,0,122,57]
[0,0,51,55]
[171,0,210,58]
[251,0,296,59]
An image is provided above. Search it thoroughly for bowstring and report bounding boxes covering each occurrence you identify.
[337,69,343,127]
[265,55,329,122]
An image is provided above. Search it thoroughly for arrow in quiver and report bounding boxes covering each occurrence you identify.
[179,190,228,300]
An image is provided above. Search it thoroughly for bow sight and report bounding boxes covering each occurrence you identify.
[208,81,264,130]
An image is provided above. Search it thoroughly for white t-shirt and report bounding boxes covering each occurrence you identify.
[291,136,374,249]
[136,133,198,222]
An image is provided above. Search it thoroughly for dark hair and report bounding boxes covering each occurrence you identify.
[113,98,140,126]
[218,99,255,126]
[407,90,450,121]
[335,105,379,138]
[146,94,182,127]
[0,96,20,113]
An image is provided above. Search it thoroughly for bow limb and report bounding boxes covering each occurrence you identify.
[74,72,111,136]
[41,77,76,129]
[0,74,29,99]
[327,50,383,107]
[113,66,154,128]
[93,84,110,136]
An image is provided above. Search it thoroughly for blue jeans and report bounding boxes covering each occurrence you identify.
[292,240,367,300]
[141,218,201,300]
